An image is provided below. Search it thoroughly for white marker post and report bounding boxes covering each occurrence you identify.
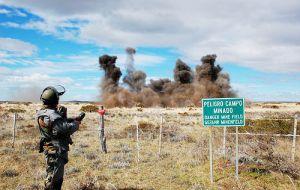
[235,127,239,180]
[12,113,16,148]
[209,128,213,183]
[223,127,227,158]
[291,114,298,162]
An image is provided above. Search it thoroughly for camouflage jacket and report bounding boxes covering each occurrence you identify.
[36,107,79,160]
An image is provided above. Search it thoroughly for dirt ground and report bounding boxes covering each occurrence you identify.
[0,102,299,190]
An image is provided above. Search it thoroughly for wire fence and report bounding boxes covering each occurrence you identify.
[3,112,299,162]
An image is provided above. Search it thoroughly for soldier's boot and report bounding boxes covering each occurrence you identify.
[44,178,63,190]
[44,176,52,190]
[52,179,63,190]
[45,165,54,190]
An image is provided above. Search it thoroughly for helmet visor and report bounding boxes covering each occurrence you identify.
[54,85,66,96]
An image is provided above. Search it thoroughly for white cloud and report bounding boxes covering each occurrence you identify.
[232,82,300,102]
[116,54,165,68]
[184,40,300,73]
[0,53,99,73]
[6,73,73,84]
[1,51,165,75]
[0,22,21,28]
[0,8,10,14]
[1,0,300,73]
[0,68,75,101]
[0,21,82,41]
[0,66,12,75]
[14,9,26,17]
[0,52,102,101]
[0,7,26,16]
[0,38,37,56]
[0,68,74,88]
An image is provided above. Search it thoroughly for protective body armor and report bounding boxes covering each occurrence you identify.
[36,108,79,161]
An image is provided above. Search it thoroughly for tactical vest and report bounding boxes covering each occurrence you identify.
[36,108,62,141]
[37,108,72,162]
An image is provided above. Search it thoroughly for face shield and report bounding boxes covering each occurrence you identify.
[54,85,66,96]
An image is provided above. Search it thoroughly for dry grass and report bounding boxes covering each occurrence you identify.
[7,108,26,113]
[0,102,299,189]
[80,104,99,112]
[262,105,280,109]
[229,119,296,134]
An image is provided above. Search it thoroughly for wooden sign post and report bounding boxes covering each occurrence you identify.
[158,116,163,157]
[98,106,107,153]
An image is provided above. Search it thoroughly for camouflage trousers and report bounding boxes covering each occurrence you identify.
[44,151,67,190]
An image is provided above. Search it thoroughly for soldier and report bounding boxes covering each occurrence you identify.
[36,86,84,190]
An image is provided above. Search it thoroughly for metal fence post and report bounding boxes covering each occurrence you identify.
[209,128,213,184]
[136,117,140,163]
[291,114,298,162]
[236,127,239,180]
[12,113,16,148]
[158,115,163,157]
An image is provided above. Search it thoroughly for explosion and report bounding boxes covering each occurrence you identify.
[122,47,146,92]
[99,48,236,107]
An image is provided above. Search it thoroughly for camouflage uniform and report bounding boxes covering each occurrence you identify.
[36,107,79,190]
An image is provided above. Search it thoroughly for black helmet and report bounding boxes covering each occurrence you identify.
[40,86,65,105]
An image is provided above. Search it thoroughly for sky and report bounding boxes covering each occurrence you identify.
[0,0,299,102]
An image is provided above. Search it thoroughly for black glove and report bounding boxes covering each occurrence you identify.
[67,112,85,122]
[75,112,85,121]
[57,106,67,119]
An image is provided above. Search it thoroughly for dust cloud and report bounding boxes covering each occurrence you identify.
[99,48,236,107]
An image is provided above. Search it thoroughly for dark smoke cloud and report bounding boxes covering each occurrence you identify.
[99,52,236,108]
[174,59,193,84]
[99,55,121,86]
[149,79,171,93]
[196,54,221,81]
[99,54,122,97]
